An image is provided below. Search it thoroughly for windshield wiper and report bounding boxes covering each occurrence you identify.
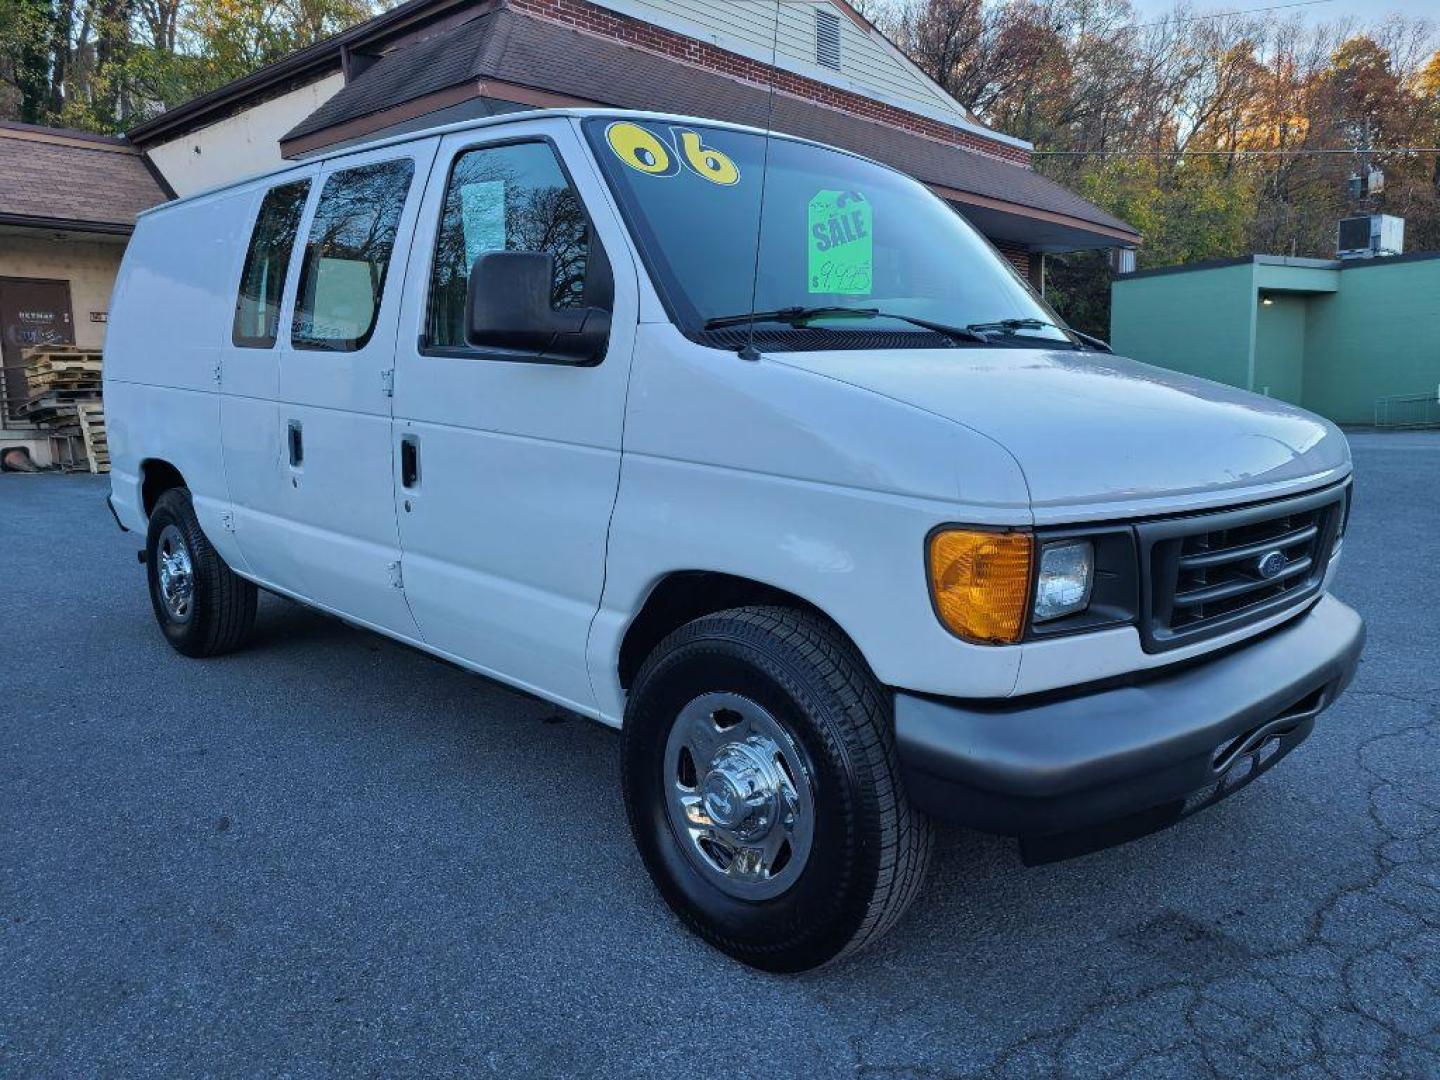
[966,317,1112,352]
[704,306,872,330]
[704,306,988,344]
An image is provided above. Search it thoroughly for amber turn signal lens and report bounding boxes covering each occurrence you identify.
[927,529,1034,644]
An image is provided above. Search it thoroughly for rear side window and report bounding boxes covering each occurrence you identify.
[232,179,310,348]
[426,141,590,349]
[292,158,414,352]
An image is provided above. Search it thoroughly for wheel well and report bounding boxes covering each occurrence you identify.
[617,572,831,690]
[140,459,186,517]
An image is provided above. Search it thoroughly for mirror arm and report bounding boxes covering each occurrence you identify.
[543,307,610,365]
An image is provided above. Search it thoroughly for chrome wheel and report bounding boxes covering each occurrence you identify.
[663,692,815,900]
[156,523,195,623]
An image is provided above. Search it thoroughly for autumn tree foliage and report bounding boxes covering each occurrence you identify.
[1,0,1437,334]
[883,0,1440,331]
[0,0,379,131]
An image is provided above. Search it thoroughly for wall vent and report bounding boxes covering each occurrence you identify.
[815,8,842,70]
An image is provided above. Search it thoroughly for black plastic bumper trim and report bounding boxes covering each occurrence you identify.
[894,596,1364,845]
[106,494,129,533]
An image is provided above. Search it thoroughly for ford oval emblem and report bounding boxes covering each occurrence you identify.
[1256,550,1288,579]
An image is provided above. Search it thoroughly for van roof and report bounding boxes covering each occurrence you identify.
[138,107,846,217]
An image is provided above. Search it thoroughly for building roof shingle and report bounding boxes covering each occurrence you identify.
[0,123,169,232]
[282,8,1136,241]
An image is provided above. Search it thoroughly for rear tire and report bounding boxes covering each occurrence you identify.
[145,488,256,657]
[622,605,932,971]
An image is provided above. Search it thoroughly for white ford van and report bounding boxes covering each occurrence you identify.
[105,109,1363,971]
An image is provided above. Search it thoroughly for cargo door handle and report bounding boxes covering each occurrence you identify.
[287,420,303,468]
[400,436,419,488]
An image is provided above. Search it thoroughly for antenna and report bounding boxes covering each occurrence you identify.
[739,0,783,363]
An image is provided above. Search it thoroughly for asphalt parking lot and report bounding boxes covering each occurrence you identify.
[2,431,1437,1078]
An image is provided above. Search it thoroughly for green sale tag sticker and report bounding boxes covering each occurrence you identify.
[808,190,872,295]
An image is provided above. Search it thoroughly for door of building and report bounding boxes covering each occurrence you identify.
[0,278,75,421]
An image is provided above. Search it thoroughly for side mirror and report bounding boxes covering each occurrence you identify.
[465,251,610,364]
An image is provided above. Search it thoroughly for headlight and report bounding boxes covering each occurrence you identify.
[1033,540,1094,622]
[927,528,1033,644]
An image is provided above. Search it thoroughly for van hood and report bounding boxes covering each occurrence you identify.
[772,347,1350,521]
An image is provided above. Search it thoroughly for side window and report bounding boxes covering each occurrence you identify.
[426,141,591,349]
[232,179,310,348]
[292,158,415,352]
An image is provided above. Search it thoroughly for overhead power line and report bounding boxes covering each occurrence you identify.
[1132,0,1336,30]
[1033,147,1440,156]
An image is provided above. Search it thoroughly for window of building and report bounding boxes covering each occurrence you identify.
[815,8,842,70]
[292,158,414,352]
[232,179,310,348]
[426,141,591,350]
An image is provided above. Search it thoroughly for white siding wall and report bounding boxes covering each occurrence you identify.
[593,0,971,124]
[145,74,345,197]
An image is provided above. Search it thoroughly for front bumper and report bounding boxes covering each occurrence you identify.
[895,594,1364,862]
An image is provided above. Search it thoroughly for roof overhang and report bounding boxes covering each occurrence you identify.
[0,213,133,237]
[0,123,169,230]
[938,187,1138,251]
[273,9,1136,250]
[126,0,494,146]
[288,103,1134,253]
[281,79,589,158]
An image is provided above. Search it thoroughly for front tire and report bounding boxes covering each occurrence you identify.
[145,488,256,657]
[622,606,932,971]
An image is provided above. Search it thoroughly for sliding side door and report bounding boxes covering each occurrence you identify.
[274,141,437,637]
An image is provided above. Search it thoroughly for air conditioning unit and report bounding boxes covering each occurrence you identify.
[1337,214,1404,259]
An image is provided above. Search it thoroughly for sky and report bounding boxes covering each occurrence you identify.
[1128,0,1440,24]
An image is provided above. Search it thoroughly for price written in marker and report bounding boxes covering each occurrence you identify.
[808,190,872,296]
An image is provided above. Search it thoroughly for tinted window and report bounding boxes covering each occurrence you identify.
[233,179,309,348]
[427,141,589,349]
[292,158,414,352]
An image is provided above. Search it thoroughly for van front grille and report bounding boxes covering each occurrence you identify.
[1138,484,1347,652]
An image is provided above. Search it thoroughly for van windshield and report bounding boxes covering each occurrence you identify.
[582,117,1074,350]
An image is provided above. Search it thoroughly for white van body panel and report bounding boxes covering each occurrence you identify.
[105,183,257,571]
[105,379,236,561]
[583,326,1351,719]
[262,138,439,638]
[219,171,312,589]
[585,322,1032,721]
[771,347,1350,522]
[390,119,642,715]
[105,107,1354,733]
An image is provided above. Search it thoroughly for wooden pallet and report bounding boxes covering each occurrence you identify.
[17,390,101,424]
[23,347,103,396]
[27,354,101,371]
[21,345,102,367]
[26,368,100,393]
[76,402,109,473]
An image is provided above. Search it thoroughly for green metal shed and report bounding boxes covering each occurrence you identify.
[1110,253,1440,425]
